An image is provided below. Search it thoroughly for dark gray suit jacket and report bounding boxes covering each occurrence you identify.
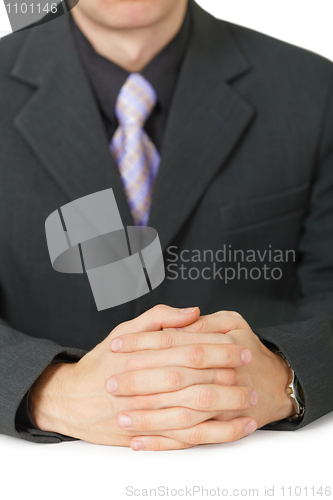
[1,1,333,443]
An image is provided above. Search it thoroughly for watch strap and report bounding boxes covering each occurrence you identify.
[271,348,305,422]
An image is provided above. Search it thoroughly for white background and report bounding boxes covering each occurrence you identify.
[1,1,333,499]
[1,412,333,500]
[196,0,333,61]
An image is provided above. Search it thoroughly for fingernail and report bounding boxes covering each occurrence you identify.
[131,441,145,451]
[180,307,198,314]
[118,414,132,428]
[245,420,257,435]
[111,338,123,352]
[106,377,118,393]
[241,348,252,364]
[251,390,259,406]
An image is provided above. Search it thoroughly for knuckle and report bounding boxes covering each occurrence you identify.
[188,346,205,367]
[223,346,235,367]
[228,311,243,319]
[188,426,203,445]
[151,304,167,319]
[178,409,193,427]
[109,320,129,339]
[191,316,207,333]
[150,437,164,451]
[128,334,138,351]
[225,424,239,443]
[165,369,183,389]
[124,373,138,394]
[160,331,176,349]
[197,387,214,409]
[137,412,151,431]
[212,311,226,321]
[235,388,248,410]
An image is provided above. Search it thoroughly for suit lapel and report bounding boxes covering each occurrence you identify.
[10,3,255,248]
[149,1,255,250]
[10,15,133,227]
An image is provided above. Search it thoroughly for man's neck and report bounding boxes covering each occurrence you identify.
[71,2,188,73]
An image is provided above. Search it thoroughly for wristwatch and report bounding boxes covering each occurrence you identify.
[263,341,306,421]
[273,348,305,422]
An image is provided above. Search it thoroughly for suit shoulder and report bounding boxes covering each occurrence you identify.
[0,12,68,77]
[222,20,333,79]
[0,30,29,75]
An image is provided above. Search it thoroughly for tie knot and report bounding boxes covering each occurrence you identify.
[115,73,157,128]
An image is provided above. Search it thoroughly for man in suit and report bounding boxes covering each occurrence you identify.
[0,0,333,450]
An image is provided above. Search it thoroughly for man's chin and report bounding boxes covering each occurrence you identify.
[72,0,180,31]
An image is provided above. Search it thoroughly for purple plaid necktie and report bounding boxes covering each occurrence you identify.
[110,73,160,226]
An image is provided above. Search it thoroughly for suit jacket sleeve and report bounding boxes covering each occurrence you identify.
[0,317,87,442]
[255,66,333,431]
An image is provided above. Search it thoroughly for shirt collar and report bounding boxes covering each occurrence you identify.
[71,7,192,124]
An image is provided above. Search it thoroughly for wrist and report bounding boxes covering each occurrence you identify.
[273,351,296,420]
[29,362,76,435]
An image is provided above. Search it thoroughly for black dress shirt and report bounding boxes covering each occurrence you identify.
[15,8,192,433]
[71,9,192,153]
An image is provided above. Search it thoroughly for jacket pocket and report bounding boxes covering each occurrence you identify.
[219,183,309,233]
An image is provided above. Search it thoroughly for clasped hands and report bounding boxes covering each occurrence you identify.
[30,305,294,450]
